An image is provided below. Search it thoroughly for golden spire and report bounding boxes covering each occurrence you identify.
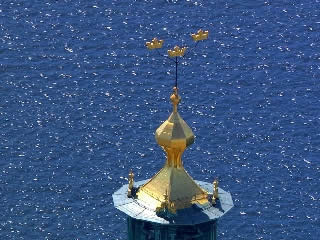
[137,87,208,210]
[137,30,210,212]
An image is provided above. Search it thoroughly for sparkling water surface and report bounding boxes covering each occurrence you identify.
[1,0,319,239]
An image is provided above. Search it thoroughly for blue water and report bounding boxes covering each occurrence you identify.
[1,0,319,239]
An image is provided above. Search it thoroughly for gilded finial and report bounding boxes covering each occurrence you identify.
[168,46,187,57]
[127,169,134,197]
[155,189,176,216]
[169,202,176,214]
[164,189,168,201]
[170,87,180,112]
[146,38,164,50]
[213,179,219,200]
[191,29,209,42]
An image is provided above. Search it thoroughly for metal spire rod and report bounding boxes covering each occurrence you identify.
[175,57,178,88]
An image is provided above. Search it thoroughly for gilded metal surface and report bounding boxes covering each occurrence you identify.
[168,46,187,57]
[137,88,208,210]
[155,189,177,215]
[191,29,209,42]
[155,88,194,152]
[213,179,219,200]
[127,169,134,197]
[146,38,164,50]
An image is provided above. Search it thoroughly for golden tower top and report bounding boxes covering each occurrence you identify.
[114,30,234,225]
[136,30,210,213]
[136,87,208,211]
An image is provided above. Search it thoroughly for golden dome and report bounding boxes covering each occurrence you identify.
[137,87,208,211]
[155,87,194,151]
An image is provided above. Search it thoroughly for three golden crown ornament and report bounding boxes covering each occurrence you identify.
[145,29,209,57]
[145,29,209,88]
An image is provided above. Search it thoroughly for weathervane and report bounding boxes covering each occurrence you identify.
[146,29,209,89]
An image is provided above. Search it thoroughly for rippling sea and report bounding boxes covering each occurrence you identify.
[1,0,319,239]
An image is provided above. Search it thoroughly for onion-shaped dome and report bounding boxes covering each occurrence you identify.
[137,87,208,211]
[155,88,194,150]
